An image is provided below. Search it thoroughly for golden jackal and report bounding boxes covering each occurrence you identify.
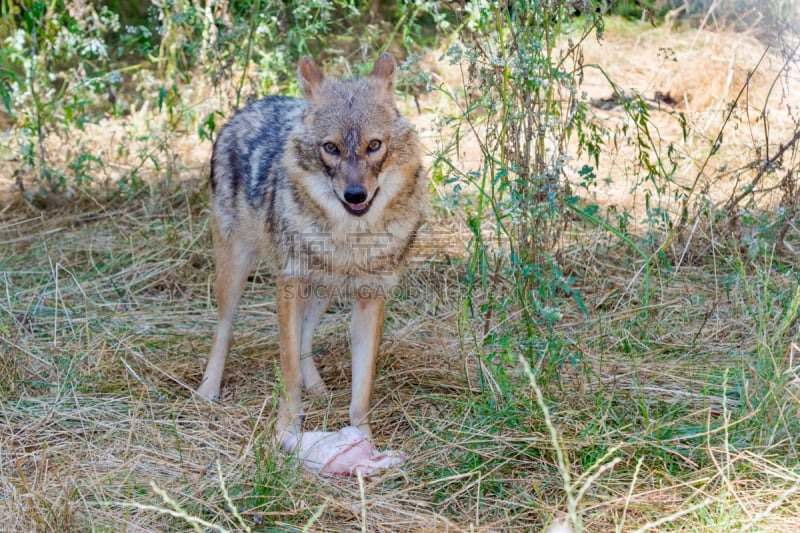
[197,54,427,439]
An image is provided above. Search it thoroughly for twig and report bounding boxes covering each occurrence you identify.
[723,128,800,212]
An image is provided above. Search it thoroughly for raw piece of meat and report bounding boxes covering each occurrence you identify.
[279,426,407,476]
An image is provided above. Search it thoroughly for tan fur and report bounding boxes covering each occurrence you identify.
[197,54,427,440]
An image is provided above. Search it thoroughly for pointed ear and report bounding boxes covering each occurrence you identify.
[370,53,397,94]
[298,56,325,100]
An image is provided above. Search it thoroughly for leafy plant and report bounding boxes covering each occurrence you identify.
[1,0,119,191]
[0,0,448,197]
[435,1,603,384]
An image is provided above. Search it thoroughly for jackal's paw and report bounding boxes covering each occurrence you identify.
[305,380,330,398]
[275,411,304,444]
[194,382,221,402]
[355,422,372,441]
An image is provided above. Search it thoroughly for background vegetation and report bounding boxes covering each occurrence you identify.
[1,0,799,531]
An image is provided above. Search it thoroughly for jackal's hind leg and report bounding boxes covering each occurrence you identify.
[299,286,331,397]
[197,234,256,401]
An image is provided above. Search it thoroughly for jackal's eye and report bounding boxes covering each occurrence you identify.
[323,142,340,155]
[367,139,382,153]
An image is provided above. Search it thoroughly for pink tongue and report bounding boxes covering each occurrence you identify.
[350,203,367,210]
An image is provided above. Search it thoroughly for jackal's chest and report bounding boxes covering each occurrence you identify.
[278,230,401,280]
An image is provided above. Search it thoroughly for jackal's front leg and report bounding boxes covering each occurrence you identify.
[275,276,306,437]
[349,294,385,439]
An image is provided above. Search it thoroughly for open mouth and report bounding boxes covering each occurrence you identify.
[340,188,379,217]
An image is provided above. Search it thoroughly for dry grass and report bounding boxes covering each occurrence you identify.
[576,20,800,217]
[2,19,800,532]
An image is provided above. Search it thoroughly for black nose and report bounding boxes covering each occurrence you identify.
[343,185,368,204]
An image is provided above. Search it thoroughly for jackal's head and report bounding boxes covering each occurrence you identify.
[292,54,420,218]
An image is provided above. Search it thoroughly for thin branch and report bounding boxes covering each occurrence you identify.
[723,128,800,212]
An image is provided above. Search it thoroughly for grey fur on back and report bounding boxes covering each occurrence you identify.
[210,96,304,213]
